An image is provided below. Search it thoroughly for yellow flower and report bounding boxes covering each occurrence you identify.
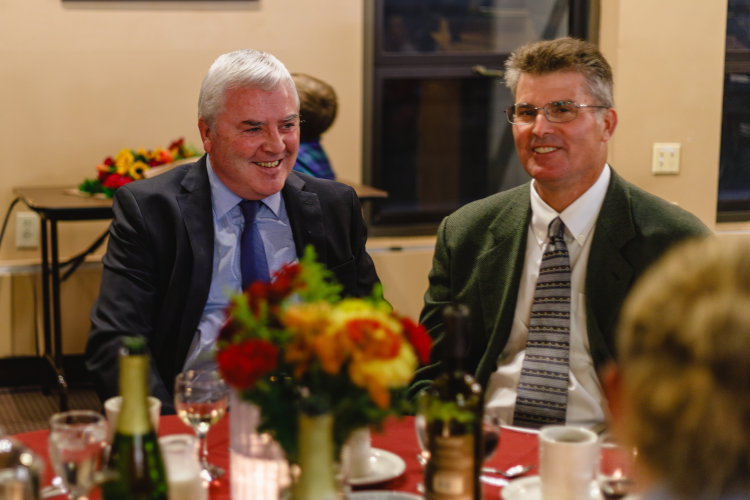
[114,149,134,175]
[283,303,332,378]
[136,148,152,160]
[350,344,417,408]
[129,161,150,180]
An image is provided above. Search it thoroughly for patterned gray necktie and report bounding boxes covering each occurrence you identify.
[513,217,571,428]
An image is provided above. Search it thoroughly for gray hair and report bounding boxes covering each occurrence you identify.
[504,37,614,109]
[198,49,300,127]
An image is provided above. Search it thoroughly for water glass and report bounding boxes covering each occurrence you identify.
[48,411,108,500]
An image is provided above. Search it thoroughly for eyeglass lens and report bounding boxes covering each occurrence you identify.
[506,102,579,124]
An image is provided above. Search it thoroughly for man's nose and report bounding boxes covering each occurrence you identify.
[262,128,285,154]
[531,109,555,136]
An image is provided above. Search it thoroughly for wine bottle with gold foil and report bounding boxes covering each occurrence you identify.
[419,304,484,500]
[102,336,168,500]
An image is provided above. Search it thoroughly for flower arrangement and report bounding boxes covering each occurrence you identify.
[216,246,431,463]
[79,138,201,197]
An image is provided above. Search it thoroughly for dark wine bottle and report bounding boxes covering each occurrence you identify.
[102,336,168,500]
[419,304,484,500]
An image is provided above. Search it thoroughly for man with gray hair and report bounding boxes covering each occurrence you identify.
[86,49,380,413]
[409,37,710,429]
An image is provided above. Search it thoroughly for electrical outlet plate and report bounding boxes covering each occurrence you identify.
[652,143,681,175]
[16,212,40,249]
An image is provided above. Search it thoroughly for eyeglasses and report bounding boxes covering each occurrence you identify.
[505,101,609,125]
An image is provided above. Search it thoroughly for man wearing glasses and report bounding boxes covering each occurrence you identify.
[410,37,710,429]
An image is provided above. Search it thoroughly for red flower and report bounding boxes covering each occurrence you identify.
[102,173,133,189]
[400,317,431,364]
[217,338,279,390]
[103,157,114,167]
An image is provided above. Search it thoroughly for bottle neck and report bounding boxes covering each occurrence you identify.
[117,354,153,435]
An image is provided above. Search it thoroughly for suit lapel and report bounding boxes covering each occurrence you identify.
[585,168,636,365]
[282,172,327,263]
[175,157,214,363]
[475,187,532,383]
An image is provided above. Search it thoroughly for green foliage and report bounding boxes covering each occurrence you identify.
[295,246,343,304]
[79,178,104,195]
[421,397,477,425]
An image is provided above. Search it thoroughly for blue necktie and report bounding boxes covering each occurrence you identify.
[239,200,270,290]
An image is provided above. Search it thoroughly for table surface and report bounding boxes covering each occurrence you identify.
[13,415,539,500]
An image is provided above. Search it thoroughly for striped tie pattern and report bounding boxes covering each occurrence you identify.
[513,217,571,428]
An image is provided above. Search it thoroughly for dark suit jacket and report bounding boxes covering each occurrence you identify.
[409,168,711,398]
[86,156,380,412]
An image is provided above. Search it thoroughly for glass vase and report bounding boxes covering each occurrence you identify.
[230,391,290,500]
[292,412,347,500]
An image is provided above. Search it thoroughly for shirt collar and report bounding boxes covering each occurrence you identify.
[529,163,611,247]
[206,154,283,219]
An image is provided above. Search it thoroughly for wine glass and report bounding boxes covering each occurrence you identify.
[48,410,108,500]
[598,436,638,499]
[175,370,229,481]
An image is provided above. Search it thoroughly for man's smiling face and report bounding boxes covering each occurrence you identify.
[199,84,300,200]
[512,70,616,207]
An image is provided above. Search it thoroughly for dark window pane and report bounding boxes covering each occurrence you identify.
[382,0,569,55]
[374,77,528,225]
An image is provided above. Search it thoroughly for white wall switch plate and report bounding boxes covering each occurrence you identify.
[16,212,40,249]
[652,143,681,175]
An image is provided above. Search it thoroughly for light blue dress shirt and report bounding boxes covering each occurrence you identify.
[182,156,297,372]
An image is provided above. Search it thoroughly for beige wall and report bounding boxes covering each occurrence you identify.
[599,0,728,229]
[0,0,364,262]
[0,0,736,356]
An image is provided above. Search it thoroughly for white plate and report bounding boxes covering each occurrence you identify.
[347,492,422,500]
[501,476,602,500]
[347,448,406,486]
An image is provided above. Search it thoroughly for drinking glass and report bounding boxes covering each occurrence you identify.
[174,370,229,481]
[598,436,638,500]
[48,410,108,500]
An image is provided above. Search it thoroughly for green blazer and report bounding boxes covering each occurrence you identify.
[409,168,710,397]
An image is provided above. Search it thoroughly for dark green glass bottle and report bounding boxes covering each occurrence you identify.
[419,304,484,500]
[102,337,168,500]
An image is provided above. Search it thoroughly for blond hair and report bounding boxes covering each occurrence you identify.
[617,236,750,498]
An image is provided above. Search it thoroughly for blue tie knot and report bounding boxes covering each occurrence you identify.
[240,200,261,222]
[548,217,565,242]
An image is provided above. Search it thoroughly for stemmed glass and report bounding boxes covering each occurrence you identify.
[48,410,108,500]
[175,370,229,481]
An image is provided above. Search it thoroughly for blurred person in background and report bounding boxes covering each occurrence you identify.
[291,73,338,180]
[605,236,750,500]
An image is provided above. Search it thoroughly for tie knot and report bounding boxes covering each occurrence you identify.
[548,217,565,241]
[239,200,261,222]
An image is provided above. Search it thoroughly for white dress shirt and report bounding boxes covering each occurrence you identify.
[485,164,611,429]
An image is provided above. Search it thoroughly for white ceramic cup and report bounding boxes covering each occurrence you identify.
[539,425,599,500]
[346,427,372,479]
[104,395,161,442]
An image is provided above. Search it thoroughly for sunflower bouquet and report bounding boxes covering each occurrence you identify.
[79,138,201,197]
[216,246,431,463]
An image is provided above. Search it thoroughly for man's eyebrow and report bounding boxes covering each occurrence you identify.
[242,120,264,126]
[283,114,299,122]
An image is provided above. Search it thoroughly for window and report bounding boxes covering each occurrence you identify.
[717,0,750,222]
[364,0,595,234]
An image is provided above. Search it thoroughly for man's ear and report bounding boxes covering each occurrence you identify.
[601,107,618,143]
[198,117,213,154]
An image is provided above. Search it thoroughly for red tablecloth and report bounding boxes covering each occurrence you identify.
[14,415,540,499]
